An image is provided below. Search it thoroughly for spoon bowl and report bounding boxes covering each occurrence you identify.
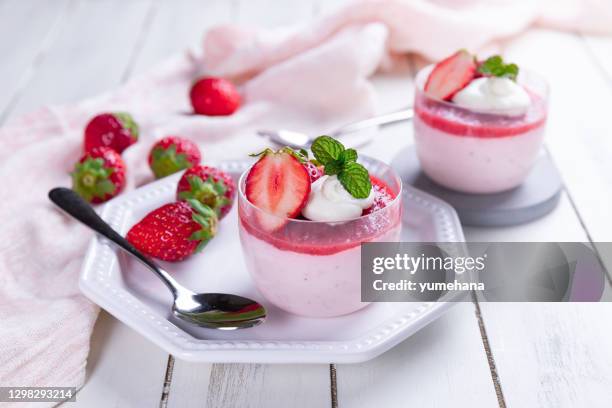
[173,292,266,329]
[49,187,266,330]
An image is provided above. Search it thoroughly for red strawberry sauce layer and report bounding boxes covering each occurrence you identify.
[415,90,547,138]
[239,176,402,256]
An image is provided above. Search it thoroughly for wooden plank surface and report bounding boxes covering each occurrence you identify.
[129,0,233,77]
[74,312,170,407]
[336,304,500,408]
[467,29,612,408]
[7,0,155,118]
[505,30,612,268]
[0,0,70,121]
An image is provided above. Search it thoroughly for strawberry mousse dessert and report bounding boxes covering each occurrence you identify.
[413,50,549,193]
[238,136,402,317]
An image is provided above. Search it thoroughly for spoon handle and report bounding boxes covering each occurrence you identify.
[48,187,181,296]
[332,107,414,136]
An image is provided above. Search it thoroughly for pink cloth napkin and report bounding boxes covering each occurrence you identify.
[1,0,610,403]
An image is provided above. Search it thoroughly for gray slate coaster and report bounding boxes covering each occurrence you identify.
[391,146,563,227]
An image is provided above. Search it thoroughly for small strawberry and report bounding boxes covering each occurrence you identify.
[148,136,201,179]
[304,161,323,183]
[176,165,236,219]
[362,176,396,215]
[84,112,139,153]
[126,199,218,262]
[190,77,241,116]
[245,148,311,231]
[424,50,477,101]
[71,147,126,203]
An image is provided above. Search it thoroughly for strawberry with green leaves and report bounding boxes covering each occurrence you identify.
[176,165,236,219]
[71,147,126,203]
[148,136,201,179]
[126,199,218,262]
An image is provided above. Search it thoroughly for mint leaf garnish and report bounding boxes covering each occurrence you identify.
[324,160,343,176]
[478,55,519,81]
[311,136,345,164]
[310,136,372,198]
[338,162,372,199]
[340,148,357,163]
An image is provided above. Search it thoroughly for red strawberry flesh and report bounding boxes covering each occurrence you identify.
[304,161,323,183]
[362,175,396,215]
[424,50,477,101]
[245,150,310,231]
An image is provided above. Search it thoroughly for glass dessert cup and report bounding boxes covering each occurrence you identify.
[238,156,403,318]
[413,66,550,194]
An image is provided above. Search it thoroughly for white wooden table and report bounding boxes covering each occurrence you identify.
[3,1,612,407]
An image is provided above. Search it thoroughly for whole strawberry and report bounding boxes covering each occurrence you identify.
[148,136,201,179]
[127,199,218,262]
[71,147,126,203]
[190,77,241,116]
[176,165,235,219]
[84,112,139,153]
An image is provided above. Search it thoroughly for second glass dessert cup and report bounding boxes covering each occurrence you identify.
[238,156,403,318]
[413,66,550,194]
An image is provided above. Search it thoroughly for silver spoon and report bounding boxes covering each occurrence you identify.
[258,107,414,149]
[49,187,266,330]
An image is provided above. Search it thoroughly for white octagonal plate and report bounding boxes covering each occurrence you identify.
[79,159,465,363]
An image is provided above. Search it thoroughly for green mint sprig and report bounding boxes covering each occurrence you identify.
[478,55,519,81]
[310,136,372,199]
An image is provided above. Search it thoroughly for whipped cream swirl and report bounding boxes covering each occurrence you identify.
[452,77,530,114]
[301,175,375,222]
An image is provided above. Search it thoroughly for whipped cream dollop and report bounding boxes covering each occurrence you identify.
[301,175,375,222]
[452,77,530,114]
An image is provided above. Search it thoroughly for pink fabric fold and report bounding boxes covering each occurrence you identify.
[1,0,610,403]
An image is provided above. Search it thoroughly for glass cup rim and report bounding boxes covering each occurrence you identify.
[237,154,403,225]
[414,63,550,115]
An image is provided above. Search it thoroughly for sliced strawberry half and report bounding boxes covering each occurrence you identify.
[245,149,311,231]
[424,50,477,101]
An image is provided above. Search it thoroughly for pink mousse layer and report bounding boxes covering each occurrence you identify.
[414,93,547,193]
[239,221,401,317]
